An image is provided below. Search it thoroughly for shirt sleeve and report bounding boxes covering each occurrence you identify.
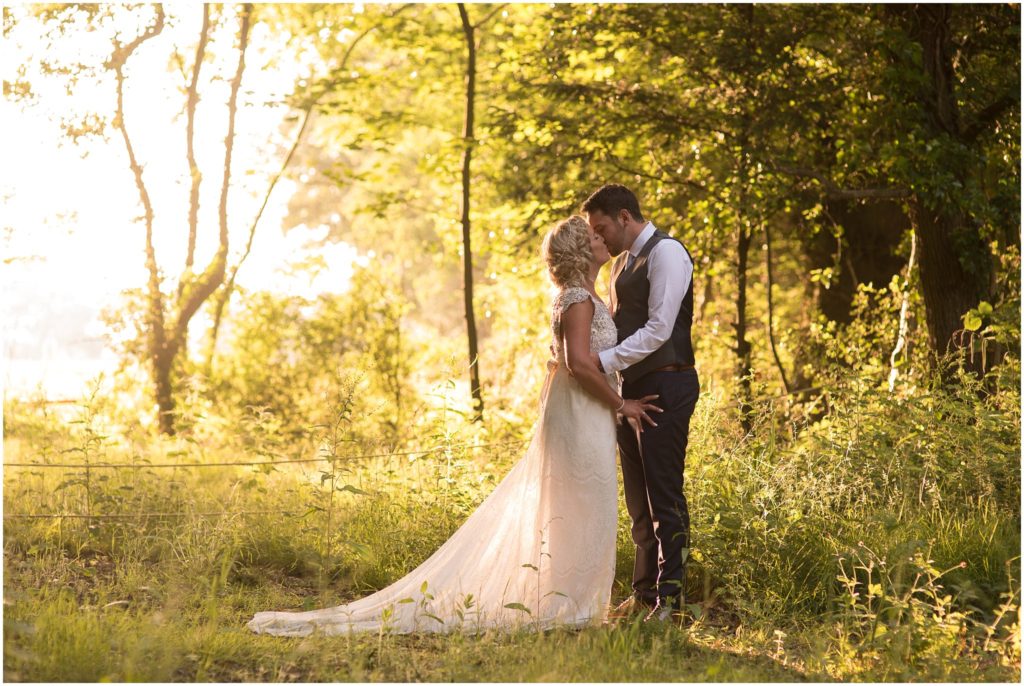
[598,240,692,374]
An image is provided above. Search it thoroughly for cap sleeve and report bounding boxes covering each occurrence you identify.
[555,287,592,317]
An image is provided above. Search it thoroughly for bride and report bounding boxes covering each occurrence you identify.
[247,216,660,636]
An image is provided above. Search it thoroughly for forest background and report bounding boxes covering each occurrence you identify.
[3,3,1021,682]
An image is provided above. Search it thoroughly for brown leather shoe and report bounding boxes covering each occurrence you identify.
[608,596,653,621]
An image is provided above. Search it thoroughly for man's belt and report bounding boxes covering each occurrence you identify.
[652,364,695,373]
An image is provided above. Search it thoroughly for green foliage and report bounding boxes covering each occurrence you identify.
[3,3,1020,682]
[808,279,928,379]
[688,364,1019,635]
[205,265,411,443]
[828,542,1020,680]
[5,352,1019,681]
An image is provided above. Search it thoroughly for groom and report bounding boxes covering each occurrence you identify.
[583,184,699,622]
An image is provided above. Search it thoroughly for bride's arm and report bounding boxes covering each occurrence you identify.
[562,300,661,428]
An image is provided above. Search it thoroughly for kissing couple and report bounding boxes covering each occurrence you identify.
[248,183,700,636]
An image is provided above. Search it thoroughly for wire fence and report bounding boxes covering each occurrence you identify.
[1,441,521,470]
[3,439,526,520]
[5,395,840,530]
[4,511,302,519]
[4,388,824,521]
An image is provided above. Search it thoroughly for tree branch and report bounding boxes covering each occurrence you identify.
[473,3,507,30]
[204,101,315,371]
[183,4,210,280]
[205,6,411,371]
[110,6,167,369]
[772,164,912,200]
[605,149,714,200]
[961,93,1019,143]
[109,5,176,429]
[174,3,252,344]
[106,5,165,71]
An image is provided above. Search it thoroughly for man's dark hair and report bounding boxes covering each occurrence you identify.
[581,184,644,223]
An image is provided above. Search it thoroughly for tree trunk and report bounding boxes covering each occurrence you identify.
[109,7,172,432]
[912,203,986,366]
[172,2,251,353]
[809,199,908,324]
[733,3,755,434]
[202,12,397,374]
[458,3,484,421]
[889,4,994,375]
[734,219,753,434]
[174,4,211,367]
[763,221,791,394]
[204,99,314,374]
[696,271,712,325]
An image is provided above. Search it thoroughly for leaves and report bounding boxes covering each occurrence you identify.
[337,484,369,496]
[964,310,983,332]
[964,301,993,332]
[503,602,532,615]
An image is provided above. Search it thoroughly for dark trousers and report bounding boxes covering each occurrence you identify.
[618,368,699,607]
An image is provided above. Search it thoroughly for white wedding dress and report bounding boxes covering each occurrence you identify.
[247,287,619,636]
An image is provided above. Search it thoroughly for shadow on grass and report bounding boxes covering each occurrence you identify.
[223,615,812,683]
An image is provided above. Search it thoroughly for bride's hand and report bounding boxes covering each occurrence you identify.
[619,394,662,433]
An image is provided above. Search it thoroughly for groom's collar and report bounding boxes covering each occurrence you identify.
[626,221,656,259]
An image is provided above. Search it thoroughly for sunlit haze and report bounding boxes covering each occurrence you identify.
[3,6,362,399]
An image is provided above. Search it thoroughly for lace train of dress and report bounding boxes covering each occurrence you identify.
[247,287,618,636]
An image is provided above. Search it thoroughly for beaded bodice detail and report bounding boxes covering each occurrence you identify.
[550,286,618,365]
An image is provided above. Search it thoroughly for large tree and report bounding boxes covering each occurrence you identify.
[885,4,1019,372]
[779,4,1020,375]
[486,3,842,425]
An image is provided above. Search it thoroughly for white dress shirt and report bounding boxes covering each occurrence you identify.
[598,222,693,375]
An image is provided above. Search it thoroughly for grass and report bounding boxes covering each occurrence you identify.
[3,375,1021,682]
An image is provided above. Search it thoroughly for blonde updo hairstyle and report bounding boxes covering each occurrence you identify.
[542,215,593,289]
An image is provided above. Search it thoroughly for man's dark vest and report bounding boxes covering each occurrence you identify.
[611,229,695,383]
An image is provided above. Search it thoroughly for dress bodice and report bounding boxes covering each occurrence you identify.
[550,286,618,365]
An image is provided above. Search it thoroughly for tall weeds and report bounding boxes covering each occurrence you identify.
[3,356,1019,681]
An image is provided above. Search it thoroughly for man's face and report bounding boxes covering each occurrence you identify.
[586,210,627,256]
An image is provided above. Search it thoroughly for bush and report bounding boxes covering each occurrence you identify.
[204,266,412,447]
[689,362,1020,628]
